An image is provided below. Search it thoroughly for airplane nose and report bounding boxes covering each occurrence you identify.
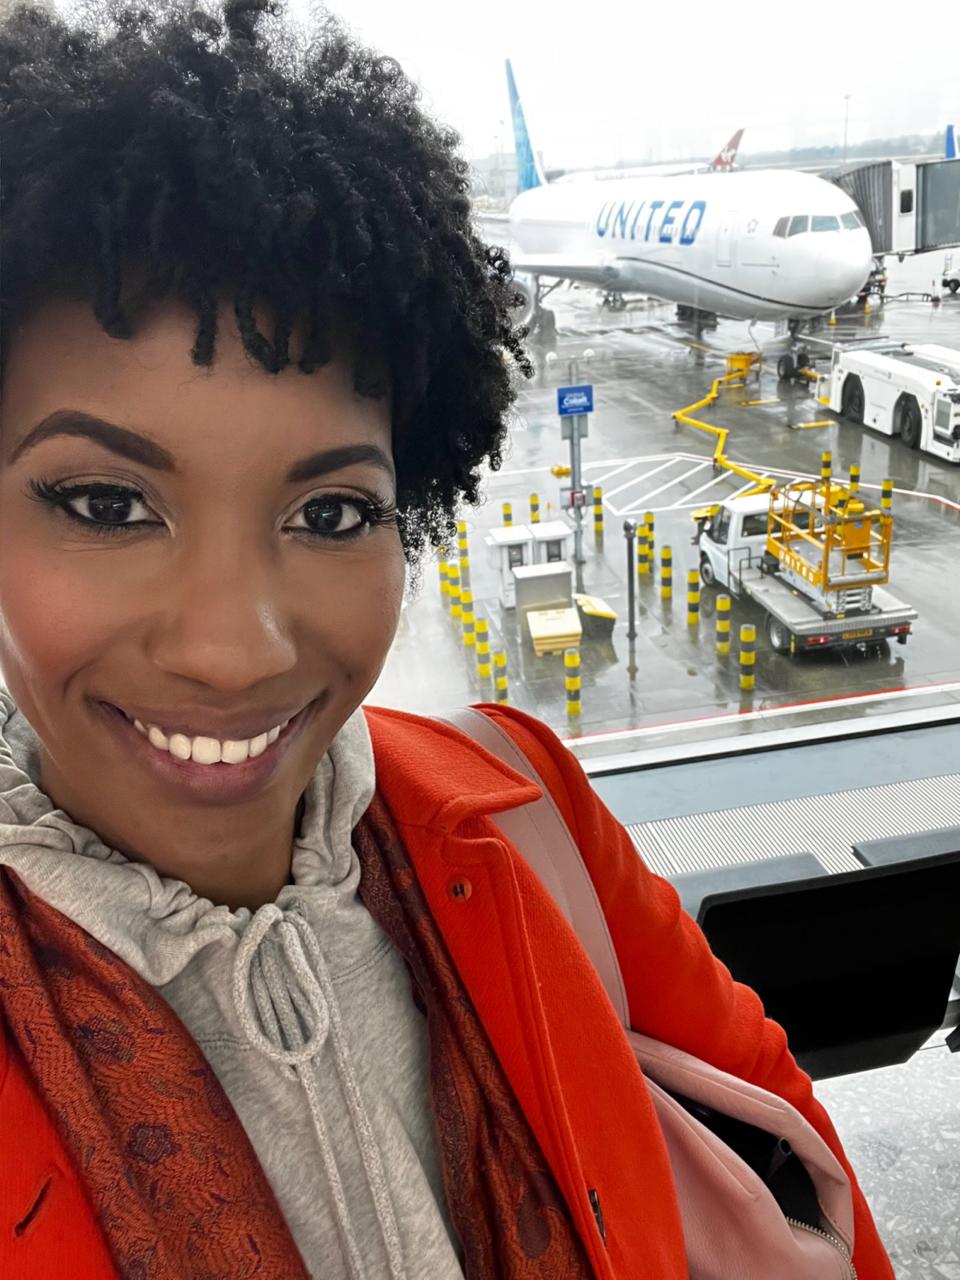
[817,231,873,307]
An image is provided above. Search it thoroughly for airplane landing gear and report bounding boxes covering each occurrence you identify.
[602,291,627,310]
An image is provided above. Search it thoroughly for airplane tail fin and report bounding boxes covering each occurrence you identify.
[947,124,957,160]
[710,128,744,171]
[505,59,545,192]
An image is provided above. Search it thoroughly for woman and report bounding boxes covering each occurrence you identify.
[0,3,893,1277]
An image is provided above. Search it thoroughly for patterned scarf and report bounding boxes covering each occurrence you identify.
[0,796,593,1279]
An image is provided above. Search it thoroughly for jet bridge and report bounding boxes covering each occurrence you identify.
[831,158,960,256]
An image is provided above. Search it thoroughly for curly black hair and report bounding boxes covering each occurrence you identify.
[0,0,530,558]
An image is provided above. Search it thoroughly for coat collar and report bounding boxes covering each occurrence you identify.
[362,704,542,833]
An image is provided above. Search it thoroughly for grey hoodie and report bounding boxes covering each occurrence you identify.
[0,689,464,1280]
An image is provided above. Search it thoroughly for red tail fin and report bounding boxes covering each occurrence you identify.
[711,128,744,171]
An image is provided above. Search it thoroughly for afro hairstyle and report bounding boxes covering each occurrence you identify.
[0,0,531,559]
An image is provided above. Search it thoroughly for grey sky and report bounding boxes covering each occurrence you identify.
[292,0,958,166]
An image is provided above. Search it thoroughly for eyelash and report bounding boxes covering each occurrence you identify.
[26,477,398,543]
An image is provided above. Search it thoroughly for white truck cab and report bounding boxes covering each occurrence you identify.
[828,342,960,463]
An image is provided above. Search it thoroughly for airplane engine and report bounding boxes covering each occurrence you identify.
[507,271,538,329]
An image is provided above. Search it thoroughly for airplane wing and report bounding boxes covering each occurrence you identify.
[507,252,620,287]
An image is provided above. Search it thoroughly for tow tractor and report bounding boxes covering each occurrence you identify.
[826,342,960,462]
[693,476,917,656]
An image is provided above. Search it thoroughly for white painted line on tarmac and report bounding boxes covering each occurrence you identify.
[591,458,647,486]
[616,461,712,515]
[564,679,960,749]
[666,470,731,508]
[604,457,685,502]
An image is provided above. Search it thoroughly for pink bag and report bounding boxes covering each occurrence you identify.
[442,709,858,1280]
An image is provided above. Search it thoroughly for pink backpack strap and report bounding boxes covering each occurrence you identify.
[439,708,630,1027]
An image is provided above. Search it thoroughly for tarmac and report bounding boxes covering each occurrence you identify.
[369,275,960,761]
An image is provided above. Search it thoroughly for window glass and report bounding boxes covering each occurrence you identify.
[841,211,861,229]
[710,508,732,544]
[900,189,914,214]
[773,216,790,237]
[788,215,809,236]
[812,215,840,232]
[741,513,770,538]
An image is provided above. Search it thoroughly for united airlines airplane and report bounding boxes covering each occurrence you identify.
[496,62,875,328]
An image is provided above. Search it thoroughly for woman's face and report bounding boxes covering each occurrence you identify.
[0,297,405,859]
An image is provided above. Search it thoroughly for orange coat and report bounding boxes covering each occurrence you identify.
[1,703,894,1279]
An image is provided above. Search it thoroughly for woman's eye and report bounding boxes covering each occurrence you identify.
[289,497,368,537]
[67,486,155,526]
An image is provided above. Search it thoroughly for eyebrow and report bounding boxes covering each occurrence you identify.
[7,410,394,484]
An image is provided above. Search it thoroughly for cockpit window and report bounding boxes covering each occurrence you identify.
[773,216,790,237]
[811,215,840,232]
[841,211,862,229]
[788,215,809,236]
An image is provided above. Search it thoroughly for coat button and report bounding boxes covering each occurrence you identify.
[448,877,472,901]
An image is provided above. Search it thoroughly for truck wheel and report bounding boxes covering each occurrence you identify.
[777,353,796,382]
[841,374,864,423]
[767,617,792,653]
[950,280,960,294]
[899,398,922,449]
[699,553,716,587]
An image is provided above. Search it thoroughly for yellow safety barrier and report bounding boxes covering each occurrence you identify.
[475,617,492,680]
[660,546,673,601]
[460,588,475,647]
[637,523,651,576]
[739,623,756,692]
[593,485,604,540]
[530,493,541,524]
[502,501,513,526]
[448,565,461,619]
[881,478,894,512]
[564,648,581,717]
[716,594,732,655]
[493,650,509,704]
[686,569,700,627]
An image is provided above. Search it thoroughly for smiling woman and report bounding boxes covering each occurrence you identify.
[0,4,896,1280]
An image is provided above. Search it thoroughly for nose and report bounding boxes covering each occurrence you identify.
[794,230,873,309]
[145,539,298,693]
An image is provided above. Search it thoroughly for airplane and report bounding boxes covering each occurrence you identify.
[490,61,874,342]
[552,128,745,183]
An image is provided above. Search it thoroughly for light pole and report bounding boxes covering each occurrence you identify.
[842,95,851,166]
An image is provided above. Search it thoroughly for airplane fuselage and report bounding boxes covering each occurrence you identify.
[509,169,874,321]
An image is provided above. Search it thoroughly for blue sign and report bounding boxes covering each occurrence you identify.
[557,384,594,416]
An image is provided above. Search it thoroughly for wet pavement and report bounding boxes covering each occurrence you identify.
[369,277,960,761]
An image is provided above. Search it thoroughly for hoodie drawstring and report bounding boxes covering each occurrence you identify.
[233,904,407,1280]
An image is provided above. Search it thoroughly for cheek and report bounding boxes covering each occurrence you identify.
[0,542,122,695]
[315,537,406,682]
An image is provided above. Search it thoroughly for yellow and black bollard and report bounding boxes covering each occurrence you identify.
[739,623,756,692]
[645,511,655,564]
[881,478,894,512]
[475,617,492,681]
[564,648,582,718]
[686,570,700,627]
[460,588,475,647]
[529,493,541,524]
[456,519,469,559]
[447,565,461,620]
[593,486,604,541]
[493,650,509,704]
[848,464,860,494]
[835,491,848,519]
[660,546,673,602]
[438,560,450,598]
[502,501,513,527]
[637,523,651,576]
[716,594,732,655]
[820,451,832,486]
[458,553,471,592]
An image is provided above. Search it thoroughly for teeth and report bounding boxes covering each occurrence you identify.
[125,708,293,766]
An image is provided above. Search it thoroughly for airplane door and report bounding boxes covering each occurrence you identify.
[717,211,737,267]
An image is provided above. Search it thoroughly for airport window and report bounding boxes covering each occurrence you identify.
[773,216,790,237]
[787,215,809,236]
[811,215,840,232]
[900,188,914,214]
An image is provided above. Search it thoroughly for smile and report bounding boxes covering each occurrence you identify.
[128,713,291,766]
